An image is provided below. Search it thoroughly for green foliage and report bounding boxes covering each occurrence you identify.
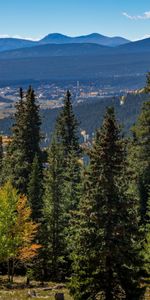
[0,84,149,298]
[132,99,150,223]
[144,72,150,94]
[56,90,80,156]
[27,154,43,222]
[0,181,40,282]
[141,190,150,276]
[70,107,142,300]
[6,86,42,194]
[42,138,66,281]
[41,92,82,280]
[0,181,18,262]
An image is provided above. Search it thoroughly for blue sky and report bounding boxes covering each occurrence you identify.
[1,0,150,40]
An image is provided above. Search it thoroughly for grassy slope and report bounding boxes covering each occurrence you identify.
[0,276,73,300]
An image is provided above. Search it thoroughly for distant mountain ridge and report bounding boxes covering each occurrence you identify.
[0,43,113,59]
[0,33,130,52]
[39,33,130,47]
[0,38,36,52]
[0,34,150,87]
[0,36,150,60]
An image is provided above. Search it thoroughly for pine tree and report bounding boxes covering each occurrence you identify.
[141,189,150,276]
[131,99,150,223]
[6,86,42,194]
[70,107,142,300]
[54,91,82,277]
[27,154,43,222]
[23,86,41,164]
[39,91,81,281]
[56,90,80,156]
[55,90,81,214]
[42,137,66,281]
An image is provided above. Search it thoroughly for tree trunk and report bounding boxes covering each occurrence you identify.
[8,259,14,283]
[105,256,113,300]
[10,259,14,283]
[8,260,11,283]
[26,277,30,286]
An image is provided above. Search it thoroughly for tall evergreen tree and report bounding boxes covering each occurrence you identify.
[42,137,66,281]
[41,92,82,280]
[6,86,42,194]
[70,107,142,300]
[131,99,150,223]
[56,90,80,156]
[27,154,43,222]
[141,189,150,276]
[55,90,81,213]
[23,86,41,164]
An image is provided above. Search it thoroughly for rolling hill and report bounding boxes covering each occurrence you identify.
[0,38,36,52]
[0,43,112,59]
[0,37,149,60]
[39,33,130,47]
[0,33,130,52]
[0,36,150,88]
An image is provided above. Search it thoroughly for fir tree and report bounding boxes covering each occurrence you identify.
[131,99,150,223]
[54,91,82,277]
[55,90,81,214]
[56,90,80,156]
[23,86,41,164]
[141,189,150,276]
[42,137,66,281]
[70,107,142,300]
[42,133,82,281]
[27,154,43,222]
[7,86,42,194]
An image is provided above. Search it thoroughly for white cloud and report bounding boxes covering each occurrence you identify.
[0,34,40,41]
[123,11,150,20]
[140,34,150,39]
[0,34,10,38]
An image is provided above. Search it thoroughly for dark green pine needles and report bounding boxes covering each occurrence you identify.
[70,107,142,300]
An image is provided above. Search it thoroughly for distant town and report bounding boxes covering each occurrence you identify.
[0,81,134,119]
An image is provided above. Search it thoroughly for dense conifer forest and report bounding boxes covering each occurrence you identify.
[0,75,149,299]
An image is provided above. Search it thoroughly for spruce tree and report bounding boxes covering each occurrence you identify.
[41,91,82,280]
[56,90,80,156]
[27,154,43,222]
[70,107,142,300]
[7,86,42,194]
[55,90,81,213]
[42,137,66,281]
[131,99,150,223]
[55,91,82,276]
[141,189,150,276]
[23,86,41,164]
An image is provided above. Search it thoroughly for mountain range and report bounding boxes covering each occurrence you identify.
[0,33,130,52]
[0,33,150,87]
[1,37,150,60]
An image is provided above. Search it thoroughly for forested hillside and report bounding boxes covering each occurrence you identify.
[0,76,149,299]
[0,93,148,140]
